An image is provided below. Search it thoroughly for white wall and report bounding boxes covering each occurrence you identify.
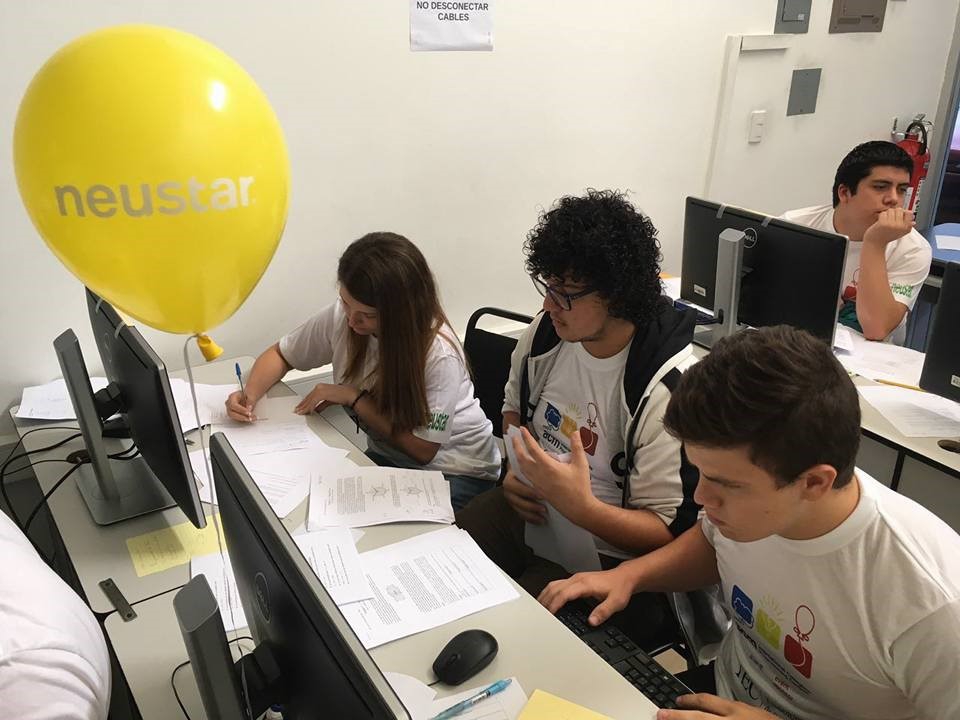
[1,1,958,440]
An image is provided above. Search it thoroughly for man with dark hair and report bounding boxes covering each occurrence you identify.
[784,140,931,342]
[538,326,960,720]
[457,189,700,599]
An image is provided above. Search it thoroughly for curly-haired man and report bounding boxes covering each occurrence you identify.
[457,190,700,615]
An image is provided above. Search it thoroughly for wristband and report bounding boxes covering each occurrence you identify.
[349,388,368,411]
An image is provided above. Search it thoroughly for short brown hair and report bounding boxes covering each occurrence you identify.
[663,326,860,488]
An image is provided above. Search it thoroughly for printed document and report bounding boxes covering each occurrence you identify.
[858,385,960,438]
[340,526,519,648]
[16,377,109,420]
[307,467,454,528]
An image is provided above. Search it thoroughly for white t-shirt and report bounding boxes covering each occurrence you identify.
[0,512,111,719]
[782,205,932,341]
[703,470,960,720]
[529,341,684,557]
[278,302,500,481]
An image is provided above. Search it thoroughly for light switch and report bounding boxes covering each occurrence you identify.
[748,110,766,143]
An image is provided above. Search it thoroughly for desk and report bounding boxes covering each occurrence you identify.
[16,357,657,719]
[927,223,960,273]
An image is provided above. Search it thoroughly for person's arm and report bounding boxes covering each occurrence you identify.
[857,208,914,340]
[225,343,291,421]
[511,427,674,553]
[349,390,441,464]
[538,520,719,624]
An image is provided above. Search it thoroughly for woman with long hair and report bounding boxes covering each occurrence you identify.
[225,232,500,510]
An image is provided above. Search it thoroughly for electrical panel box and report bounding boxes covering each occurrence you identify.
[829,0,886,33]
[775,0,812,34]
[786,68,822,116]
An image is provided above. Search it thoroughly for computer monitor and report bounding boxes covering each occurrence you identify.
[680,197,847,347]
[174,433,409,719]
[52,290,205,527]
[919,261,960,453]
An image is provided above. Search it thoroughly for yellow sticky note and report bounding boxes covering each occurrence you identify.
[518,690,612,720]
[126,514,227,577]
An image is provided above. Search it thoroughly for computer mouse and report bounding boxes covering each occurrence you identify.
[432,629,499,686]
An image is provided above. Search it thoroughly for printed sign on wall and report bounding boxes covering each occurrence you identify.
[410,0,493,52]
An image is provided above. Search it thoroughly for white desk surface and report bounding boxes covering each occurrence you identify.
[16,355,657,718]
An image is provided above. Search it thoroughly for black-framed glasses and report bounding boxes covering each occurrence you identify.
[531,275,594,311]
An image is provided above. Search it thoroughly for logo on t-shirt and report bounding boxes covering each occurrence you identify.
[540,401,600,456]
[426,411,449,432]
[783,605,816,679]
[732,585,754,627]
[755,596,785,651]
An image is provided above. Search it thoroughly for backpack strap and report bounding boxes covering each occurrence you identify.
[519,314,561,425]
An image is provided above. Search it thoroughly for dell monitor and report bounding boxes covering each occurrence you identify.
[52,290,205,527]
[174,432,409,719]
[680,197,847,347]
[919,261,960,453]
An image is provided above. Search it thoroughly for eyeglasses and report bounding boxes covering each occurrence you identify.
[531,276,594,311]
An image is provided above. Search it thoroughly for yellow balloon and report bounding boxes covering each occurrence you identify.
[14,25,289,334]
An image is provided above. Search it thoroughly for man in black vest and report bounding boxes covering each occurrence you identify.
[457,189,699,600]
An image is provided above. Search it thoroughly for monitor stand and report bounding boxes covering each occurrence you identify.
[939,438,960,454]
[693,228,746,350]
[73,457,176,526]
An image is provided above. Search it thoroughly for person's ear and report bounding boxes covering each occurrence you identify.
[797,464,838,501]
[837,183,854,204]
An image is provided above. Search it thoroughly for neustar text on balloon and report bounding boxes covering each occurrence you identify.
[54,176,255,217]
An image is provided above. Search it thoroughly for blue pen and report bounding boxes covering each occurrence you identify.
[429,679,512,720]
[234,363,245,395]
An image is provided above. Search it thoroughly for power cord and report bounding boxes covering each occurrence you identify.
[171,635,255,719]
[1,427,81,526]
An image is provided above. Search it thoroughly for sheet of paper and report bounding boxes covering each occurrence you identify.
[832,325,854,354]
[935,234,960,252]
[428,678,527,720]
[190,526,372,629]
[834,329,926,387]
[190,551,248,632]
[383,673,436,720]
[340,526,519,649]
[126,514,226,577]
[15,377,109,420]
[858,385,960,437]
[212,419,317,455]
[517,690,612,720]
[307,467,454,529]
[505,427,600,574]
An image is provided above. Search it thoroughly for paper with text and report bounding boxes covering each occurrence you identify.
[858,385,960,437]
[307,467,454,528]
[428,677,527,720]
[126,514,226,577]
[16,377,109,420]
[340,526,519,648]
[834,329,926,387]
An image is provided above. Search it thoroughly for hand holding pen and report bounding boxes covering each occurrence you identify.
[225,363,256,422]
[429,679,512,720]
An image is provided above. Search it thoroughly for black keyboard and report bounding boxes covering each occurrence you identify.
[556,600,691,709]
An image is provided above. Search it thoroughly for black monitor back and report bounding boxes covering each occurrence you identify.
[681,197,847,343]
[86,289,205,527]
[210,433,409,719]
[920,262,960,403]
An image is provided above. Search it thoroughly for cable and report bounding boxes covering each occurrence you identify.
[171,635,255,720]
[1,428,81,526]
[22,462,84,534]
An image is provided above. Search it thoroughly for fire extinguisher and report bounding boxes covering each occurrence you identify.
[896,116,931,214]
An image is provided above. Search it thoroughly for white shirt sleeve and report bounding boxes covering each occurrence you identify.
[277,302,340,371]
[889,599,960,720]
[0,647,110,720]
[887,231,933,310]
[412,349,463,444]
[626,383,686,526]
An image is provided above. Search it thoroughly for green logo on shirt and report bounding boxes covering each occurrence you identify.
[890,282,913,298]
[427,412,449,432]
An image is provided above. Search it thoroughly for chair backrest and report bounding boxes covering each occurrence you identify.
[463,307,533,438]
[669,586,732,668]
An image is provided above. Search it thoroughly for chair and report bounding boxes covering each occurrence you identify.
[667,586,732,669]
[463,307,533,438]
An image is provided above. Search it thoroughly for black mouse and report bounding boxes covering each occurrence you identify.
[432,629,498,685]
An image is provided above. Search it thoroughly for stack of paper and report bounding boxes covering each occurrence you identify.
[307,466,455,529]
[16,377,109,420]
[340,525,519,649]
[834,328,926,387]
[383,674,527,720]
[858,385,960,438]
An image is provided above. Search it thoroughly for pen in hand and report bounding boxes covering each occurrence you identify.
[429,678,512,720]
[234,362,253,420]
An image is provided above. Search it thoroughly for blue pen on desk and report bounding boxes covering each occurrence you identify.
[234,363,245,395]
[429,679,512,720]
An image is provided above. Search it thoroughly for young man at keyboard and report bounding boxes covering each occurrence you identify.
[538,326,960,719]
[457,190,700,628]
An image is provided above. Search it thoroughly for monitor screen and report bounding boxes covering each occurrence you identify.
[204,432,409,719]
[52,290,205,528]
[681,197,847,343]
[920,261,960,406]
